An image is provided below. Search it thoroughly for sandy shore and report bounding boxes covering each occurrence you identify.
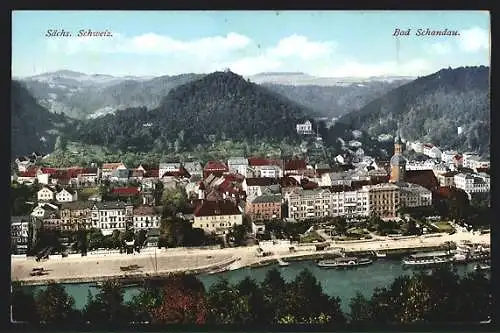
[12,230,490,285]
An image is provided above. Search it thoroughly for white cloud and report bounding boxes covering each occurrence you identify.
[224,35,337,75]
[46,32,251,57]
[458,27,489,52]
[267,35,336,60]
[426,42,452,55]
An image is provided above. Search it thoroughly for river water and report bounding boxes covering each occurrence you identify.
[19,259,485,313]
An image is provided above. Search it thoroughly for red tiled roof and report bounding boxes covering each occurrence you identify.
[453,155,463,161]
[301,180,318,190]
[284,159,307,171]
[145,169,159,178]
[18,167,38,177]
[248,157,270,167]
[279,176,300,187]
[245,177,279,187]
[40,167,58,174]
[111,187,141,196]
[51,170,70,180]
[193,199,241,217]
[204,161,228,171]
[405,170,439,191]
[102,162,124,170]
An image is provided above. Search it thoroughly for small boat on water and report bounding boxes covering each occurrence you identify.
[277,258,289,267]
[318,257,373,269]
[373,251,387,258]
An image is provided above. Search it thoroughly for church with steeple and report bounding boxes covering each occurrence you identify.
[389,128,406,183]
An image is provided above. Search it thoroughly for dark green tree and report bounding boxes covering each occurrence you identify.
[34,283,76,324]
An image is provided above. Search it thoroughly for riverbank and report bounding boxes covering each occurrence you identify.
[12,230,490,285]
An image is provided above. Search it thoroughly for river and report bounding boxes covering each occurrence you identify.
[19,259,486,313]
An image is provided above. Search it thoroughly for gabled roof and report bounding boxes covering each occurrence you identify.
[204,161,228,171]
[279,176,300,187]
[161,167,191,178]
[57,187,76,195]
[284,159,307,171]
[245,177,279,187]
[102,162,124,170]
[193,200,241,217]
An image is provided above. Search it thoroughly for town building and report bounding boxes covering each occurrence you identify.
[364,183,400,219]
[183,162,203,178]
[243,177,280,201]
[389,131,406,183]
[296,120,313,135]
[227,157,249,177]
[247,157,283,178]
[437,171,458,187]
[284,159,308,176]
[192,200,243,235]
[37,186,55,201]
[55,188,78,203]
[159,162,182,178]
[285,188,333,220]
[11,216,31,254]
[91,202,134,235]
[203,161,229,178]
[59,201,93,231]
[454,173,490,195]
[397,182,433,208]
[132,205,161,230]
[101,162,126,178]
[245,194,282,221]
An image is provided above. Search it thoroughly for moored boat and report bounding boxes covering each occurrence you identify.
[402,251,452,267]
[318,257,373,268]
[374,251,387,258]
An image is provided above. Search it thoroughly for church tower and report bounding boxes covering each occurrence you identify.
[390,128,406,183]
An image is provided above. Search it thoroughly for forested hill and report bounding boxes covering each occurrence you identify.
[330,66,490,155]
[73,71,314,152]
[11,81,73,157]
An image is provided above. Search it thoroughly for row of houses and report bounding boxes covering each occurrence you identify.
[14,157,319,187]
[29,201,161,235]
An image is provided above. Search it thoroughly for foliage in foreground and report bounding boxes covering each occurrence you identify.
[11,266,491,326]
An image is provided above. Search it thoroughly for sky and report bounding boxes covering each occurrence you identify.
[12,11,490,78]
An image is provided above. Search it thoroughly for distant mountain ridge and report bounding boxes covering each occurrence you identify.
[332,66,490,156]
[18,70,414,119]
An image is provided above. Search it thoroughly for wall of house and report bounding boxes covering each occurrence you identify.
[193,214,243,234]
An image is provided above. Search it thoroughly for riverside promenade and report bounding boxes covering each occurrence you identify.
[12,230,490,285]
